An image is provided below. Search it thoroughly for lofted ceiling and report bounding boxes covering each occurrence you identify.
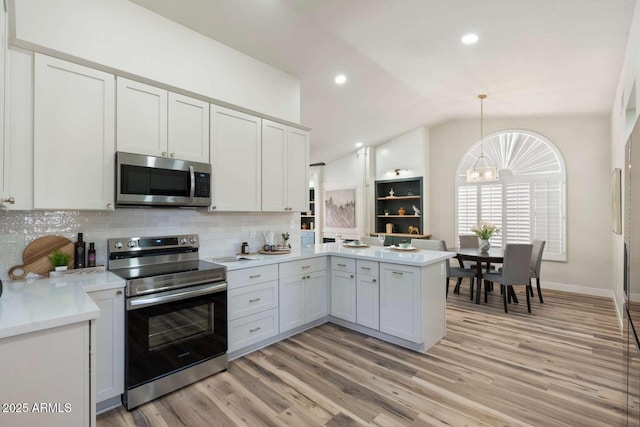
[130,0,636,163]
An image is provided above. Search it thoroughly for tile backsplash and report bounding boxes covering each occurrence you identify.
[0,209,300,280]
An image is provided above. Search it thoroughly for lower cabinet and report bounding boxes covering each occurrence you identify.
[227,265,279,352]
[356,260,380,330]
[379,263,422,343]
[87,288,124,406]
[330,259,356,322]
[279,258,328,334]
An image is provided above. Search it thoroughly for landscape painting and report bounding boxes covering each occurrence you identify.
[325,188,356,229]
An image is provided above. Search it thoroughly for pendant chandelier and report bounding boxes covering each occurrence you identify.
[466,94,499,182]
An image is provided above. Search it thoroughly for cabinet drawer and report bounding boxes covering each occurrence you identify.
[229,280,278,321]
[227,264,278,289]
[228,308,279,352]
[331,256,356,273]
[356,260,379,278]
[279,257,327,278]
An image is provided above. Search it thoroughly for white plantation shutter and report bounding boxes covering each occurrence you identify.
[533,179,565,261]
[505,182,531,244]
[457,186,478,236]
[455,130,566,261]
[480,184,503,247]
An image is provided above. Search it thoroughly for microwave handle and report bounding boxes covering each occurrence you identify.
[189,165,195,199]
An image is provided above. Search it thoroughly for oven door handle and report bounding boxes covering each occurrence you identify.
[127,282,227,311]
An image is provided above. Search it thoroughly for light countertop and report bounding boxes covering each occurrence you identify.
[0,271,125,340]
[214,243,455,271]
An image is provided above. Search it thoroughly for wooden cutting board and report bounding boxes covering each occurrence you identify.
[8,236,75,279]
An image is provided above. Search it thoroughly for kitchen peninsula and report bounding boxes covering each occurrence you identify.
[218,243,454,359]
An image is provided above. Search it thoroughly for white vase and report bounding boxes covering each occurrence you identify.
[479,239,491,252]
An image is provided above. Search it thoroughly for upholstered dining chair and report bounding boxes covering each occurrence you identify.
[529,240,546,303]
[361,236,383,246]
[458,235,479,269]
[483,244,534,313]
[412,239,476,298]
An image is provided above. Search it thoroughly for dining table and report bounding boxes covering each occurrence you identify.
[455,247,519,305]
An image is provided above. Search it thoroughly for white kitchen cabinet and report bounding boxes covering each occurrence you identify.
[117,77,209,163]
[210,105,262,211]
[379,263,421,343]
[0,322,94,427]
[34,54,115,210]
[261,120,309,212]
[116,77,167,158]
[330,269,356,323]
[356,260,380,330]
[87,288,124,406]
[279,257,328,333]
[167,92,209,162]
[0,6,6,203]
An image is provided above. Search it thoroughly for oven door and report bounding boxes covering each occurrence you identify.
[125,282,227,389]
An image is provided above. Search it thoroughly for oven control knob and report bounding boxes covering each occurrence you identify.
[114,241,123,249]
[127,240,137,248]
[189,237,196,244]
[179,238,187,245]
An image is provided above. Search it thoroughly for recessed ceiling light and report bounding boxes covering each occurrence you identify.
[461,33,479,45]
[355,142,363,148]
[334,74,347,85]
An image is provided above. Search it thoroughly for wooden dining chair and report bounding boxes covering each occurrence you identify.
[483,244,534,313]
[412,239,476,298]
[530,240,546,303]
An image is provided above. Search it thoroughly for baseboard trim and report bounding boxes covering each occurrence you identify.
[540,280,614,298]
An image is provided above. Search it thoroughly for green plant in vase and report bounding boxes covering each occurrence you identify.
[49,249,71,271]
[281,232,291,249]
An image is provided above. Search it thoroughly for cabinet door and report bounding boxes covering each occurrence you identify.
[306,270,328,322]
[357,275,380,330]
[279,275,305,333]
[210,105,261,211]
[261,120,287,211]
[116,77,168,157]
[286,127,309,212]
[168,92,209,163]
[34,54,115,210]
[379,263,421,343]
[0,6,6,201]
[88,288,124,404]
[330,270,356,322]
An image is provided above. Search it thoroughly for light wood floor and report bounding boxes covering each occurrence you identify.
[98,286,626,426]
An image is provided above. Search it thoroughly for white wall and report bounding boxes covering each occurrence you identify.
[430,116,611,294]
[11,0,300,122]
[611,1,640,324]
[0,209,299,281]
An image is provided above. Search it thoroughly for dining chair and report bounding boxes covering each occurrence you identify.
[412,239,476,298]
[483,244,534,313]
[361,236,382,246]
[530,240,546,303]
[458,235,479,269]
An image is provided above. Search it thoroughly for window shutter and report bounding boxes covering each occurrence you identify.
[457,185,478,236]
[505,182,531,244]
[533,179,565,261]
[480,184,503,247]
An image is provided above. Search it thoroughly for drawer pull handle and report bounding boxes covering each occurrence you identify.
[360,266,371,270]
[116,290,123,295]
[302,265,311,269]
[249,274,261,278]
[250,327,261,333]
[372,279,377,283]
[350,275,354,279]
[392,271,404,275]
[337,263,346,267]
[249,298,261,303]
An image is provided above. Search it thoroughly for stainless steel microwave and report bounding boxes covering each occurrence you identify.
[116,152,211,207]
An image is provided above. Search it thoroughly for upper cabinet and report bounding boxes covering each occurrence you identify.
[34,54,115,210]
[210,105,262,211]
[116,77,209,163]
[261,120,309,212]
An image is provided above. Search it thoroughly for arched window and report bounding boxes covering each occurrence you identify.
[455,130,566,261]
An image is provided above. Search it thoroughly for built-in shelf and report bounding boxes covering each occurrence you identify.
[375,177,425,245]
[377,215,421,218]
[301,214,314,218]
[377,195,421,200]
[371,232,432,239]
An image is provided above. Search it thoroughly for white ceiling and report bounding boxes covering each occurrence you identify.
[130,0,636,163]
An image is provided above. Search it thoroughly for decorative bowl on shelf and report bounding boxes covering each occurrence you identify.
[398,207,406,216]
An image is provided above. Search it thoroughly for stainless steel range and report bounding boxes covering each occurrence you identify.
[108,234,227,410]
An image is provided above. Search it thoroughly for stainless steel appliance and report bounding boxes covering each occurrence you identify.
[624,118,640,425]
[108,234,227,410]
[116,152,211,207]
